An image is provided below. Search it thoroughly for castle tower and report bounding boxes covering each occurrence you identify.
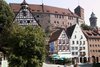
[74,6,84,20]
[89,12,97,28]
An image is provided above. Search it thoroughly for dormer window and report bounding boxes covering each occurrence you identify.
[22,10,27,16]
[55,11,58,13]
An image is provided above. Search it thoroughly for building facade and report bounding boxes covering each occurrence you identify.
[49,24,88,63]
[66,24,88,63]
[9,0,85,31]
[83,30,100,63]
[13,0,39,26]
[49,29,72,58]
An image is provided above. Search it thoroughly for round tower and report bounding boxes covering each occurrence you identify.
[89,12,97,28]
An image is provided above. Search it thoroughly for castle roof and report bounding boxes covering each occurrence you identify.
[9,3,78,17]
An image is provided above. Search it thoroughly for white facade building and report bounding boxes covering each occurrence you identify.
[66,24,88,63]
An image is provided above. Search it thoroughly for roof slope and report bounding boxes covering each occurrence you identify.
[9,3,78,17]
[83,30,100,39]
[49,29,63,43]
[66,24,76,38]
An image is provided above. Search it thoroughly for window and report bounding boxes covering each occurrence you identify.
[81,35,83,39]
[59,15,61,18]
[83,41,85,45]
[90,44,91,47]
[62,40,65,44]
[62,34,66,38]
[46,10,49,12]
[77,41,78,44]
[54,21,56,23]
[80,41,82,45]
[62,22,64,25]
[72,52,74,55]
[98,50,100,52]
[74,35,76,39]
[20,20,23,23]
[72,47,74,50]
[62,16,64,18]
[37,10,40,12]
[57,21,59,24]
[22,10,27,16]
[59,45,62,50]
[59,39,61,44]
[37,15,40,17]
[72,41,74,44]
[76,52,78,55]
[83,47,85,50]
[75,47,78,50]
[55,11,58,13]
[27,20,30,23]
[63,45,65,50]
[70,23,72,26]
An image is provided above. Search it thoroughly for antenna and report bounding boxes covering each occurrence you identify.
[42,0,44,4]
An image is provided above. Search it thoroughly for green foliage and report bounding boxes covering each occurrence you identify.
[81,24,92,30]
[8,26,46,67]
[0,0,14,54]
[0,0,46,67]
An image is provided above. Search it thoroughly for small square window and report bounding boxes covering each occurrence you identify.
[77,41,78,44]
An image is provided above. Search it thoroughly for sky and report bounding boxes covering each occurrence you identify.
[6,0,100,27]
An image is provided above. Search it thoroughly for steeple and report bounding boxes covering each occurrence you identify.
[21,0,28,5]
[89,12,97,28]
[21,0,29,9]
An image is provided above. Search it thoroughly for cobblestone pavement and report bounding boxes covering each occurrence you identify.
[79,63,92,67]
[43,63,93,67]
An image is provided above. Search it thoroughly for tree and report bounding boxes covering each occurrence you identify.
[0,0,46,67]
[8,25,46,67]
[81,24,92,30]
[0,0,14,55]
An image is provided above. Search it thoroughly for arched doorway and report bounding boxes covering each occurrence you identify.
[88,57,90,62]
[83,57,87,63]
[92,56,95,63]
[80,57,82,63]
[96,57,99,63]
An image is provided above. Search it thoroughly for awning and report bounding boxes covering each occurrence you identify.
[59,54,72,58]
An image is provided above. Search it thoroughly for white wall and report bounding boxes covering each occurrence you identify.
[70,24,88,59]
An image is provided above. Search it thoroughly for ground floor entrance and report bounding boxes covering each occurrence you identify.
[72,57,88,64]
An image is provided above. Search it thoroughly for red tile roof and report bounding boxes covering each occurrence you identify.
[49,29,64,43]
[9,3,79,17]
[83,30,100,39]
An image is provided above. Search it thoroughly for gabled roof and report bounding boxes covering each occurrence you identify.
[49,29,64,43]
[66,24,76,38]
[9,3,79,17]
